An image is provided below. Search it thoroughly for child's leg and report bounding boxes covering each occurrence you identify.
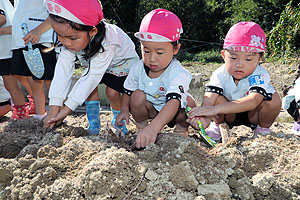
[28,78,46,116]
[106,86,121,111]
[106,86,128,134]
[19,76,33,96]
[3,75,26,106]
[130,90,157,130]
[205,95,229,141]
[249,92,282,128]
[174,95,197,136]
[0,101,11,117]
[3,75,29,119]
[44,80,51,91]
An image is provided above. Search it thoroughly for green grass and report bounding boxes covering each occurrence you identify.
[177,49,223,64]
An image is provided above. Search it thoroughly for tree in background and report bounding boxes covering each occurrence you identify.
[267,0,299,59]
[98,0,298,59]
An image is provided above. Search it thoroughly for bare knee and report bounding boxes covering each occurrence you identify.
[30,80,44,91]
[130,90,146,109]
[105,87,120,101]
[263,92,282,114]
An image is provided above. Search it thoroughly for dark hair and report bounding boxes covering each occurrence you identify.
[49,14,106,60]
[171,40,180,50]
[283,64,300,96]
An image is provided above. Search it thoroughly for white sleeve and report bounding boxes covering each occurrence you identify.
[206,67,224,89]
[123,61,141,92]
[167,71,191,95]
[295,77,300,103]
[48,48,76,107]
[64,45,117,110]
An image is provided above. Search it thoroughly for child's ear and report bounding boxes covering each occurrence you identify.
[257,52,264,63]
[221,50,226,60]
[89,27,98,38]
[173,43,181,55]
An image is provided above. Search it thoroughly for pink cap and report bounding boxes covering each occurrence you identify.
[223,22,266,52]
[46,0,103,26]
[135,9,183,42]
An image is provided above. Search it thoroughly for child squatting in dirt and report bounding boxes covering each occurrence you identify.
[116,9,196,148]
[43,0,139,133]
[186,21,282,141]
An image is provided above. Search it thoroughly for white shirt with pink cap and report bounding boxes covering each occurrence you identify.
[206,64,275,101]
[48,22,139,111]
[124,59,192,111]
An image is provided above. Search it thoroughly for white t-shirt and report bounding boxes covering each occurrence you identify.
[49,23,139,111]
[124,59,192,111]
[11,0,53,50]
[206,64,275,101]
[0,0,13,59]
[0,76,10,102]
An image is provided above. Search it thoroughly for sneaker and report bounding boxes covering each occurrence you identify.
[292,121,300,136]
[254,126,271,136]
[205,122,222,141]
[32,113,47,120]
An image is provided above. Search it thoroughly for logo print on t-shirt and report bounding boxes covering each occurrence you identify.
[179,85,184,93]
[248,75,264,86]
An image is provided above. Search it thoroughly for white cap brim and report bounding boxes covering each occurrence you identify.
[134,32,173,42]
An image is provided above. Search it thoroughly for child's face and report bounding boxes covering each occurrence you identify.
[50,19,97,52]
[222,50,263,81]
[141,41,180,75]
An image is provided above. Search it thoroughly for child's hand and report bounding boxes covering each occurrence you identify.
[135,126,158,148]
[43,106,71,129]
[115,110,129,126]
[23,28,41,44]
[186,116,210,130]
[188,106,218,118]
[43,106,60,129]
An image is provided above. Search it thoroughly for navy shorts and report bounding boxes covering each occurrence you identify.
[10,44,56,80]
[100,73,127,93]
[226,111,257,130]
[0,99,11,106]
[0,58,12,75]
[287,99,299,121]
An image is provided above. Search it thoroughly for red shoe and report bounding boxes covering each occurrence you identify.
[10,103,29,120]
[27,95,36,115]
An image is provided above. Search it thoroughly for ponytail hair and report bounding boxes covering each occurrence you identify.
[49,14,106,59]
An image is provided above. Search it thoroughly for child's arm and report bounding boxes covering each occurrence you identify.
[23,17,51,44]
[0,14,6,26]
[187,92,219,129]
[135,99,180,148]
[190,92,264,117]
[0,25,11,34]
[115,94,130,126]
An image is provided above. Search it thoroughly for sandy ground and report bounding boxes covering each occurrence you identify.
[0,62,300,200]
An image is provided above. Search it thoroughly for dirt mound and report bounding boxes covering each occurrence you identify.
[1,62,300,199]
[1,115,300,200]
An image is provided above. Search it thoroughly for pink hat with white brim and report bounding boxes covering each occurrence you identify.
[135,9,183,42]
[46,0,103,26]
[223,21,266,52]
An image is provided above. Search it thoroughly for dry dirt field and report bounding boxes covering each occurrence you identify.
[0,62,300,200]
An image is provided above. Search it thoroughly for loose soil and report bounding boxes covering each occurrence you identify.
[0,62,300,200]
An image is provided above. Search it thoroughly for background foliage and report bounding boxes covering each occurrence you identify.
[9,0,297,61]
[101,0,299,61]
